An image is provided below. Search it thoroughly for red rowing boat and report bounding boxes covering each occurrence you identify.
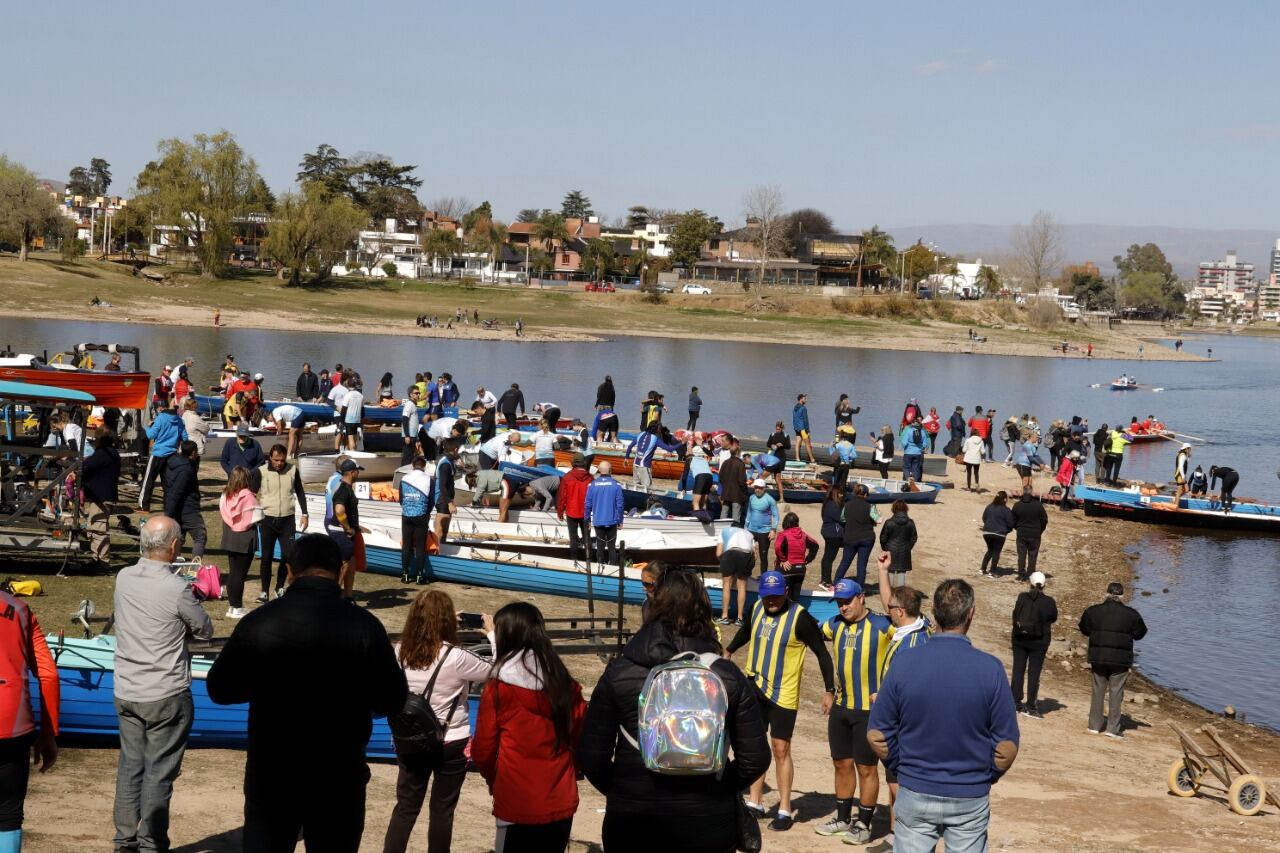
[0,355,150,409]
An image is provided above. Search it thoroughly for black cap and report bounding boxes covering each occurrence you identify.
[338,460,364,473]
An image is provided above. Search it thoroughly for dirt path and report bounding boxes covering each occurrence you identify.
[17,460,1278,851]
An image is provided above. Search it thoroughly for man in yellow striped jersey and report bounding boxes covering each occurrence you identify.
[814,576,893,844]
[725,571,835,833]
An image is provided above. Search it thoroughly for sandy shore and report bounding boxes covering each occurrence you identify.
[16,456,1278,852]
[1,299,1203,362]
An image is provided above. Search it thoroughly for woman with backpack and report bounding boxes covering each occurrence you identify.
[472,602,587,852]
[818,486,845,591]
[774,511,819,600]
[219,466,262,620]
[980,491,1016,577]
[877,500,917,585]
[1010,571,1058,718]
[384,590,494,853]
[576,570,771,853]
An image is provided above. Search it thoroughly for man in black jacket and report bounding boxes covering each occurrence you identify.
[162,441,205,561]
[295,363,320,402]
[1010,487,1048,581]
[207,534,408,852]
[1011,571,1058,719]
[1078,582,1148,738]
[81,428,122,571]
[576,571,770,852]
[595,375,615,410]
[1092,423,1109,483]
[221,423,266,478]
[496,382,525,430]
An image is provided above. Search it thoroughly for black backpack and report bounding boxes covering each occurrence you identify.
[1013,594,1043,640]
[389,652,464,758]
[912,426,924,448]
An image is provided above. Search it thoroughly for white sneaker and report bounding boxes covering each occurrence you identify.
[275,587,286,599]
[815,817,852,836]
[842,820,872,844]
[256,591,269,603]
[226,607,247,619]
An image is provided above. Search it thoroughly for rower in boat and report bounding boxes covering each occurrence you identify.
[1188,465,1208,496]
[1209,465,1239,512]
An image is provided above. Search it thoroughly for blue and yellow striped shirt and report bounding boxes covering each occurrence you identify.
[824,612,893,711]
[744,601,809,711]
[881,619,932,678]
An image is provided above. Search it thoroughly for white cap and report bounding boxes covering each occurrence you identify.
[1029,571,1046,588]
[751,478,767,488]
[1181,443,1191,450]
[254,372,264,380]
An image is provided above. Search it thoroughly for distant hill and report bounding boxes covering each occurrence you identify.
[887,223,1279,279]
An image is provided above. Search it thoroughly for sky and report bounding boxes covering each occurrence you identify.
[7,1,1280,233]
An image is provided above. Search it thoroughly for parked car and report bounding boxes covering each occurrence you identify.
[681,284,712,295]
[585,281,616,293]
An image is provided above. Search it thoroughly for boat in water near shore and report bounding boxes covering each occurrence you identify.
[1075,483,1280,533]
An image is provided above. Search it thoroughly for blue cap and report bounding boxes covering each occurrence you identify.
[758,571,787,597]
[833,579,863,600]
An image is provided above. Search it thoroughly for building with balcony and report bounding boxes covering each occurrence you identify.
[1197,250,1254,294]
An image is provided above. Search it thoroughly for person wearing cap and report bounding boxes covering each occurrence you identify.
[830,426,858,491]
[715,524,757,625]
[834,393,860,439]
[399,455,434,584]
[1187,464,1208,496]
[1010,571,1057,719]
[1054,450,1080,511]
[687,445,714,512]
[1172,443,1192,500]
[221,422,266,478]
[744,478,780,570]
[814,574,893,844]
[1078,582,1148,737]
[717,445,748,527]
[584,461,625,567]
[325,459,368,600]
[747,448,787,502]
[726,571,835,832]
[557,452,594,563]
[399,386,422,466]
[268,403,307,459]
[1010,486,1048,581]
[946,406,966,455]
[434,441,461,544]
[295,362,320,402]
[869,578,1019,851]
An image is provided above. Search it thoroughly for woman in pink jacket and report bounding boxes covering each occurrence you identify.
[1055,450,1080,511]
[219,466,261,619]
[773,511,818,601]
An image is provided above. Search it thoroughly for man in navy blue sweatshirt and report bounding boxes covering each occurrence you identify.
[868,578,1019,853]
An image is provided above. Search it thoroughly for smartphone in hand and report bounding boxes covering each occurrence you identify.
[458,612,484,630]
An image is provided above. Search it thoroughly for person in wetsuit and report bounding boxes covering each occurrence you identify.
[1209,465,1239,511]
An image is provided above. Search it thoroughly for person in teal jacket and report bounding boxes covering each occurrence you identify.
[744,479,780,570]
[899,418,928,483]
[138,406,188,512]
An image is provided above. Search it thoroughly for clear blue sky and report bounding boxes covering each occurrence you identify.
[7,1,1279,231]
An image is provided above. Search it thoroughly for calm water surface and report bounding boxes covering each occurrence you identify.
[2,318,1276,727]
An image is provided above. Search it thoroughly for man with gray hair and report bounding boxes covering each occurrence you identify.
[868,579,1019,852]
[112,515,213,852]
[1078,582,1148,738]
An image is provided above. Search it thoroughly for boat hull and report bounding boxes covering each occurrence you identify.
[298,451,402,482]
[1075,485,1280,533]
[555,448,685,480]
[0,367,150,409]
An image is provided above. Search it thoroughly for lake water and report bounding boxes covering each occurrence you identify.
[2,317,1277,728]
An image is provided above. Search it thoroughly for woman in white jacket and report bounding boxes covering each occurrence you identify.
[962,428,986,491]
[383,590,494,853]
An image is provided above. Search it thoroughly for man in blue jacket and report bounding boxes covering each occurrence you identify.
[584,461,625,567]
[139,405,188,512]
[947,406,967,453]
[624,423,681,490]
[221,423,266,479]
[793,393,816,465]
[898,417,927,483]
[869,578,1019,852]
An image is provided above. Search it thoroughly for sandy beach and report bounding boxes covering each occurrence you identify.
[14,458,1278,852]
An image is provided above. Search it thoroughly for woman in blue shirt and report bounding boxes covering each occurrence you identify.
[744,479,780,569]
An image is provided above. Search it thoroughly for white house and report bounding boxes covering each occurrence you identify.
[929,258,997,297]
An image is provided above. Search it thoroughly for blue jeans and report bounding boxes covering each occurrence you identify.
[834,538,874,585]
[894,786,990,853]
[903,453,924,482]
[113,691,195,852]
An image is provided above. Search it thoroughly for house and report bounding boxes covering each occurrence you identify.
[600,220,675,258]
[705,219,763,261]
[691,258,819,286]
[791,234,865,286]
[509,216,602,277]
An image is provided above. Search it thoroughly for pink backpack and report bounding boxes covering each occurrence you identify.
[191,565,223,601]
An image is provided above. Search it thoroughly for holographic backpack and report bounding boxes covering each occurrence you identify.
[621,651,729,776]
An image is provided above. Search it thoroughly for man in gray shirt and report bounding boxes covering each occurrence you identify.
[113,515,213,852]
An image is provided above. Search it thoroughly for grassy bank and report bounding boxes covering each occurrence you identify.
[1,251,1200,360]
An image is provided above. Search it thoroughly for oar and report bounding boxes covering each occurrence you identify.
[1167,430,1207,443]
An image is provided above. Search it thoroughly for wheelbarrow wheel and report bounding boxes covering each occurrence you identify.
[1167,758,1201,797]
[1228,774,1266,816]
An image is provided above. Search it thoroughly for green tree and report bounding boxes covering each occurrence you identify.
[133,130,263,278]
[262,184,366,286]
[296,144,354,198]
[1119,271,1168,312]
[58,218,85,262]
[528,248,553,278]
[533,212,569,255]
[0,156,59,261]
[462,201,492,232]
[1114,243,1173,282]
[901,242,937,290]
[626,205,650,229]
[422,227,462,276]
[516,207,547,223]
[467,216,508,282]
[1071,272,1114,310]
[668,209,718,271]
[88,158,112,195]
[67,166,93,197]
[977,264,1001,294]
[859,225,897,285]
[581,238,617,280]
[561,190,593,219]
[784,208,836,247]
[348,154,422,223]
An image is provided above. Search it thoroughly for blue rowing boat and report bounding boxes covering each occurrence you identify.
[1074,483,1280,533]
[38,634,477,759]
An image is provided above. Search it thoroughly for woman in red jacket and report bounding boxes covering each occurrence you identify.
[773,511,819,602]
[471,602,587,852]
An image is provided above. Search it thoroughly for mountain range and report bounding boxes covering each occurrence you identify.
[887,224,1280,279]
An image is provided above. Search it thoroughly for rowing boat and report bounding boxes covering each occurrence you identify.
[554,446,686,480]
[1075,484,1280,533]
[39,634,475,758]
[0,355,149,409]
[297,450,402,482]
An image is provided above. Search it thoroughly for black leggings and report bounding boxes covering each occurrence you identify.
[820,536,842,585]
[751,531,771,570]
[0,733,34,831]
[603,810,736,853]
[227,550,254,608]
[965,463,980,489]
[565,516,588,562]
[981,533,1006,574]
[401,514,431,580]
[382,739,469,853]
[258,515,295,593]
[495,817,573,853]
[1011,644,1047,707]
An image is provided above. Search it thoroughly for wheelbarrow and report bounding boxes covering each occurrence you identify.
[1167,723,1277,816]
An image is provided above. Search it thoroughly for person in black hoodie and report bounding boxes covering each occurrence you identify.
[1010,571,1058,718]
[496,383,526,430]
[577,570,770,853]
[1092,423,1110,482]
[980,491,1015,577]
[1010,487,1048,581]
[81,428,122,571]
[207,534,408,850]
[595,375,615,410]
[163,441,205,561]
[1078,582,1148,737]
[877,499,917,585]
